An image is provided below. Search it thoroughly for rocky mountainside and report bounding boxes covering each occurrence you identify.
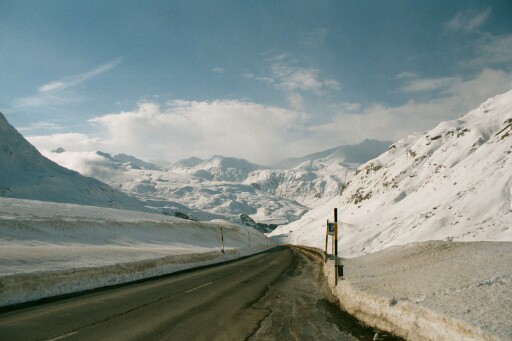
[270,90,512,257]
[244,140,391,207]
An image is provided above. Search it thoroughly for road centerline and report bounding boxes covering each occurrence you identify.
[185,281,213,293]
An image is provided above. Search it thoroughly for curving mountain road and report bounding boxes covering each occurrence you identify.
[0,246,399,340]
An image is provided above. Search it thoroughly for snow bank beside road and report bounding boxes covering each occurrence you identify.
[0,198,272,307]
[318,241,512,341]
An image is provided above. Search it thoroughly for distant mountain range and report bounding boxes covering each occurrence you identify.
[40,139,390,223]
[170,155,266,182]
[245,139,391,207]
[0,110,393,229]
[269,139,391,169]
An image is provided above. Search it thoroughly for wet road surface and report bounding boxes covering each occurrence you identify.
[0,246,401,340]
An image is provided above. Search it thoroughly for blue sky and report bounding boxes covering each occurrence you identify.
[1,1,511,164]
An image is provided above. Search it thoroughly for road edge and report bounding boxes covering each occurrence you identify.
[292,245,495,341]
[0,245,276,310]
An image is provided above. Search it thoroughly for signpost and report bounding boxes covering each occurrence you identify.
[325,208,343,285]
[334,208,338,285]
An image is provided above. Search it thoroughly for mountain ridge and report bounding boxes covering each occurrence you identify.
[270,89,512,256]
[0,113,147,212]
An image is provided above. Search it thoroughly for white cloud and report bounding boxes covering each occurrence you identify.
[39,58,122,92]
[446,8,491,32]
[212,67,224,74]
[27,133,101,152]
[247,55,341,104]
[395,72,417,79]
[40,150,120,178]
[400,76,459,93]
[29,67,511,166]
[330,102,361,112]
[286,92,305,110]
[304,28,329,47]
[18,121,62,133]
[13,58,122,108]
[443,7,512,69]
[84,100,310,164]
[468,34,512,67]
[313,68,512,143]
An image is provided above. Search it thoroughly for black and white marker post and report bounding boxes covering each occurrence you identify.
[326,208,343,285]
[334,208,339,285]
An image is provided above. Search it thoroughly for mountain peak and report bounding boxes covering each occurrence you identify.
[0,114,146,211]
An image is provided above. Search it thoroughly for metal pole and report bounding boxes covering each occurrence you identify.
[325,219,329,256]
[334,208,338,286]
[221,226,224,253]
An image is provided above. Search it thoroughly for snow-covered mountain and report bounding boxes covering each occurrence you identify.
[44,150,308,225]
[170,155,266,182]
[0,113,146,211]
[244,161,350,208]
[270,139,391,170]
[104,169,308,225]
[104,152,163,171]
[40,138,390,224]
[270,90,512,257]
[244,140,391,207]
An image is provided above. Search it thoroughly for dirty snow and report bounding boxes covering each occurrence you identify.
[318,241,512,341]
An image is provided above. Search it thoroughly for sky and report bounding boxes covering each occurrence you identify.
[1,0,511,165]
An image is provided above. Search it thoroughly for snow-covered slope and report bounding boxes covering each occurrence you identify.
[0,113,146,211]
[244,140,391,208]
[170,155,266,182]
[271,90,512,256]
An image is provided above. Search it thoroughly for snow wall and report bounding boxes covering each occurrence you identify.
[0,198,273,308]
[294,246,496,341]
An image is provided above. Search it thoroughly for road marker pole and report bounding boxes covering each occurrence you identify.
[221,226,224,254]
[334,208,338,286]
[325,219,329,257]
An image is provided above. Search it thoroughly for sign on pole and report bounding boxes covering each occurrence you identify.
[327,222,335,235]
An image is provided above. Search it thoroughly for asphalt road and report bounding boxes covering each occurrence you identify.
[0,246,400,341]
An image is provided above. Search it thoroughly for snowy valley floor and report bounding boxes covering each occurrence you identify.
[314,241,512,341]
